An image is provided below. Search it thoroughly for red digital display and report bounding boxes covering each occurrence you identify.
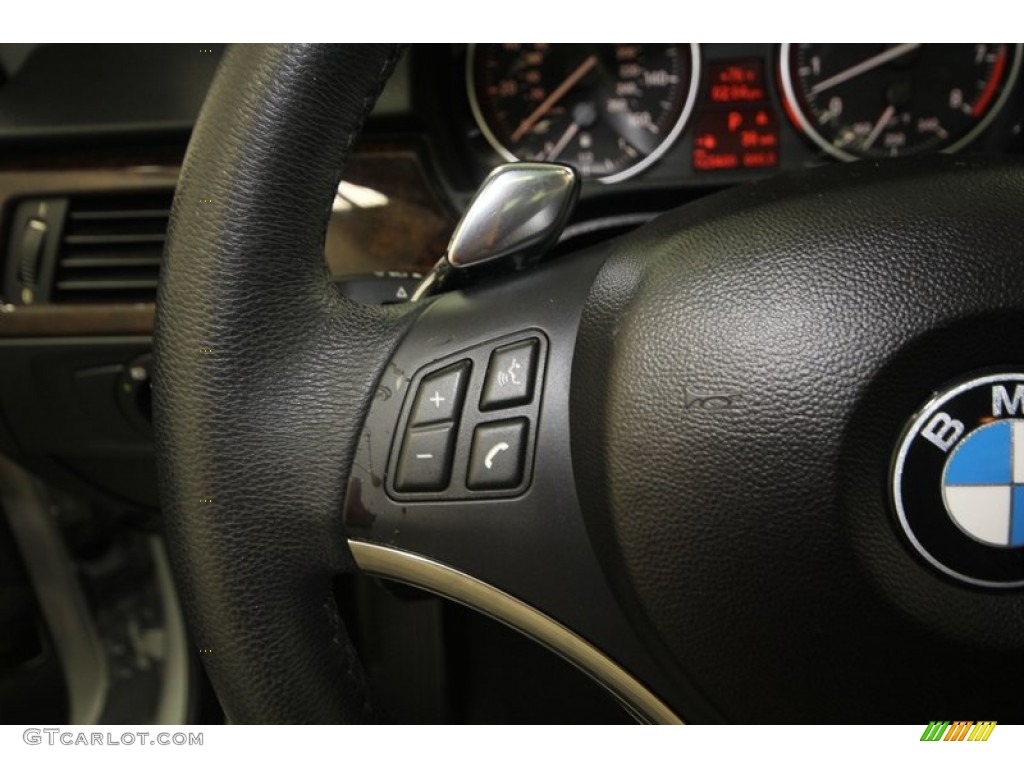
[692,109,779,172]
[707,59,766,104]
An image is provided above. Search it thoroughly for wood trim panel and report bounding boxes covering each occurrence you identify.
[0,140,456,338]
[0,303,155,337]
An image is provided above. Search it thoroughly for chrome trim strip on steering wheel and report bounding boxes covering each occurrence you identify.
[348,539,683,725]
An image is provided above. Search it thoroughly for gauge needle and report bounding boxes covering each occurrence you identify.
[511,54,599,143]
[544,122,580,161]
[809,43,920,97]
[862,104,896,150]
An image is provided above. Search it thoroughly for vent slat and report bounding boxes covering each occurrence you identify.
[60,257,163,269]
[50,190,172,303]
[57,279,161,291]
[69,209,171,221]
[63,233,166,245]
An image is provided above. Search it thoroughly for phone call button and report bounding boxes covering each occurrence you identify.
[467,419,528,490]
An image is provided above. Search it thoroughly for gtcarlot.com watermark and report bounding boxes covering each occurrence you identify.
[23,729,203,746]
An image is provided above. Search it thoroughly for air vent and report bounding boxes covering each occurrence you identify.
[50,191,172,303]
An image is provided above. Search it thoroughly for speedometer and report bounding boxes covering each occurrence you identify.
[468,44,700,184]
[780,43,1022,161]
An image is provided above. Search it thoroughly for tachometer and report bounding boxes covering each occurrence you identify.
[468,44,700,184]
[780,44,1021,161]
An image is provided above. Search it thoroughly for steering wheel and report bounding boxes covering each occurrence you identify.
[154,44,1024,723]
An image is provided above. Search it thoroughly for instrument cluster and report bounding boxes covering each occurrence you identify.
[431,44,1024,193]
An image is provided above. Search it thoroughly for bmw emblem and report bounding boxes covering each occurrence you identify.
[892,373,1024,588]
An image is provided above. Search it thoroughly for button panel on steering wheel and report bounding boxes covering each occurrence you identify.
[387,331,547,501]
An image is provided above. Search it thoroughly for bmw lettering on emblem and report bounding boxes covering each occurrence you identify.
[892,373,1024,588]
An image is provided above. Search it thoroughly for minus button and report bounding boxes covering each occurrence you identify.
[394,424,456,492]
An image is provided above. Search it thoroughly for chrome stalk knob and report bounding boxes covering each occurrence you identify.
[411,162,580,302]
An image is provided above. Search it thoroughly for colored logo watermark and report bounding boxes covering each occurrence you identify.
[920,721,996,742]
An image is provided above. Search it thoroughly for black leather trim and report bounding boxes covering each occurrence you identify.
[572,156,1024,722]
[154,44,413,723]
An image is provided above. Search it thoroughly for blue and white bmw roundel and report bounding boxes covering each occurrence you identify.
[942,419,1024,547]
[892,373,1024,588]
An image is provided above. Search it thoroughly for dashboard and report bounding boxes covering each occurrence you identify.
[0,43,1023,513]
[0,43,1022,726]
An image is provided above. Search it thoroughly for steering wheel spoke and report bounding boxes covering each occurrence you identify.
[344,248,682,723]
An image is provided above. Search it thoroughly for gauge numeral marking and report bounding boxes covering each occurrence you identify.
[781,43,1021,161]
[468,43,701,184]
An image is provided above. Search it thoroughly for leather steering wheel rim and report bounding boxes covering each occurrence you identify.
[154,44,409,723]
